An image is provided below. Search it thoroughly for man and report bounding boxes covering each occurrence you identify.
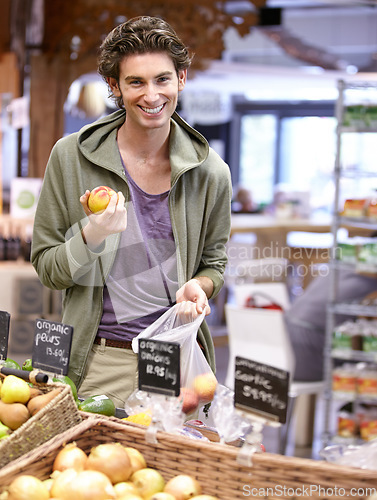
[31,16,232,407]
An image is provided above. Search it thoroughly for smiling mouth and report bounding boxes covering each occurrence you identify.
[139,104,164,115]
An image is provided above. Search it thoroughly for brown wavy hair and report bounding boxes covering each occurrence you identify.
[98,16,193,109]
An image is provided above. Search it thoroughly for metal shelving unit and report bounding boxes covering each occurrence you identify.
[322,79,377,446]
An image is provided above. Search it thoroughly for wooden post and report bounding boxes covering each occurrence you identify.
[28,54,96,178]
[0,53,21,214]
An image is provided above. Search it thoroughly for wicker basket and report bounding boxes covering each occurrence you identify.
[0,416,377,499]
[0,381,82,468]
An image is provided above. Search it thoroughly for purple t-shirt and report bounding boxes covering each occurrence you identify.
[97,167,178,341]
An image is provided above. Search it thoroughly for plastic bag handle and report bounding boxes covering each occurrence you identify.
[132,303,206,354]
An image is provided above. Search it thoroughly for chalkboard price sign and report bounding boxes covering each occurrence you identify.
[0,311,10,362]
[138,339,180,397]
[32,318,73,376]
[234,356,289,424]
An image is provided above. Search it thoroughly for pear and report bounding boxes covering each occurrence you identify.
[1,375,31,404]
[0,421,11,439]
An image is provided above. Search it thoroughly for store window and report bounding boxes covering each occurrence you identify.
[239,114,277,206]
[279,116,337,213]
[231,100,337,214]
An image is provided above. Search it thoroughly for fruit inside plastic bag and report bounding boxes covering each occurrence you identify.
[123,410,152,426]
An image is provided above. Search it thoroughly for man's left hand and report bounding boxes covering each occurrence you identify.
[176,278,211,316]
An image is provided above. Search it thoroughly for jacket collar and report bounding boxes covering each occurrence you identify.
[77,109,209,179]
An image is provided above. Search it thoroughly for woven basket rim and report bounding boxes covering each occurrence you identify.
[2,415,377,499]
[1,414,377,484]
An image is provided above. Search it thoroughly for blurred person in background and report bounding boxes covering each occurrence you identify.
[232,186,259,214]
[285,267,377,382]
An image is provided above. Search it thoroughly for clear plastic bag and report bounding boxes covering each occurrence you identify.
[210,384,253,443]
[320,441,377,470]
[132,301,214,391]
[124,389,210,440]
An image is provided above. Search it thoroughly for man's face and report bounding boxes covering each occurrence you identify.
[109,52,186,131]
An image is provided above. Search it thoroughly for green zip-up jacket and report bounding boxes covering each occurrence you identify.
[31,109,232,389]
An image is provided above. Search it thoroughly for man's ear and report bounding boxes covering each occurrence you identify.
[107,77,121,96]
[178,69,187,91]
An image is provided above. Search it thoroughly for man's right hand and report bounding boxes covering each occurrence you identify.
[80,190,127,250]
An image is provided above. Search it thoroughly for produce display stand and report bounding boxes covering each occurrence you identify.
[0,416,376,499]
[0,379,82,468]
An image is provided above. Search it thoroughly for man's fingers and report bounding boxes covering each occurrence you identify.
[196,298,210,316]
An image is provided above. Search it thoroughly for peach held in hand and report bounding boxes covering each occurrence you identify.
[88,186,117,214]
[193,372,218,404]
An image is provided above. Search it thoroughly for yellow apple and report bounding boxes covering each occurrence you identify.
[193,373,217,404]
[88,185,117,213]
[164,475,202,500]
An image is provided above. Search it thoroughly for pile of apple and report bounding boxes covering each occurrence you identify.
[0,375,61,438]
[2,441,218,500]
[179,372,217,415]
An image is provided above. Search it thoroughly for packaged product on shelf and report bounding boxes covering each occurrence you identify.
[340,198,367,218]
[360,294,377,307]
[337,238,358,264]
[343,103,377,129]
[342,105,366,127]
[361,319,377,353]
[365,193,377,219]
[363,335,377,353]
[332,364,358,396]
[357,403,377,441]
[356,364,377,398]
[332,321,353,350]
[332,321,363,351]
[359,416,377,441]
[337,402,358,438]
[364,105,377,128]
[357,238,377,273]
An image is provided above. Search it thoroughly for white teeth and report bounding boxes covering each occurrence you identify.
[141,104,163,114]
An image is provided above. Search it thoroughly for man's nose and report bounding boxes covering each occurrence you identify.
[144,83,159,101]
